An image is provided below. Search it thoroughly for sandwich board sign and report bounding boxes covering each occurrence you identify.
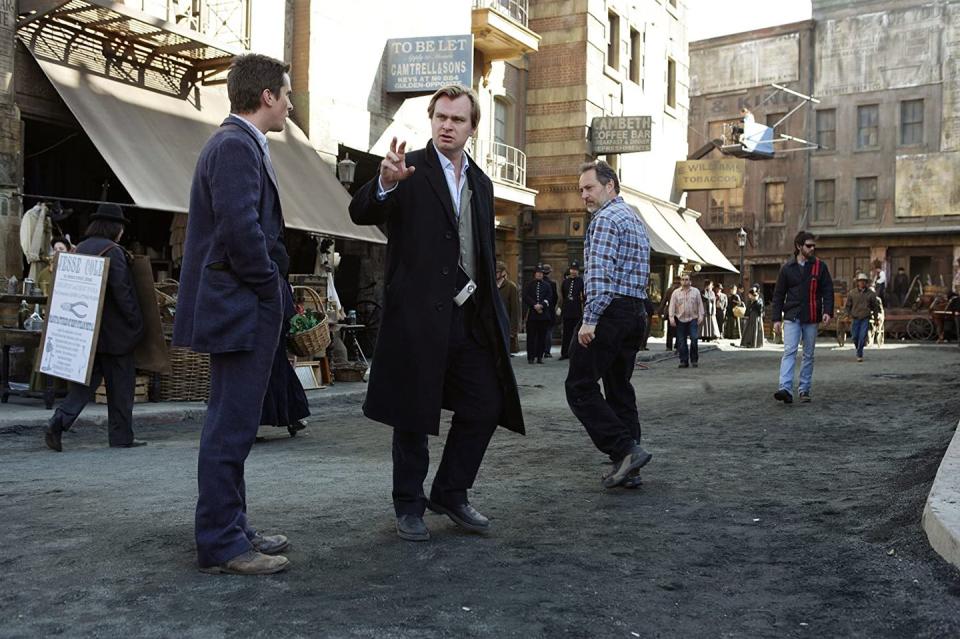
[37,252,109,385]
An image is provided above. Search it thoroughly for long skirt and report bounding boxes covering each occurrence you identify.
[722,314,741,340]
[740,315,765,348]
[701,314,720,340]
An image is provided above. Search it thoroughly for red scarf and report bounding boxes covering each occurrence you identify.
[807,258,821,323]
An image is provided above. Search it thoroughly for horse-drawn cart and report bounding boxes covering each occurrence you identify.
[834,286,956,344]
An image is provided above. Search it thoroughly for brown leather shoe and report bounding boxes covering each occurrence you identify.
[199,550,289,575]
[251,532,289,555]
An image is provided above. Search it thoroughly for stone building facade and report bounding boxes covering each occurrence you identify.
[689,0,960,301]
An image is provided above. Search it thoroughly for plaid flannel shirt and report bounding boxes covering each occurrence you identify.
[582,196,651,325]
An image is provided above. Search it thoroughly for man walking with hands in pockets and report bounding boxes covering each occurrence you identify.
[565,161,653,489]
[349,85,523,542]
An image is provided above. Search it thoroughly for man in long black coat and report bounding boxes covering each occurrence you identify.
[349,85,524,542]
[523,266,555,364]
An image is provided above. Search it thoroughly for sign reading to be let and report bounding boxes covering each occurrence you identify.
[386,35,474,93]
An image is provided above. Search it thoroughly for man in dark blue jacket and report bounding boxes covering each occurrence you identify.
[44,204,144,452]
[771,231,834,404]
[174,54,292,575]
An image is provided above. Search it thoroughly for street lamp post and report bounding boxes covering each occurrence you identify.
[337,153,357,190]
[737,227,747,286]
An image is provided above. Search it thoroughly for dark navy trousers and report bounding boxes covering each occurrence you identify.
[195,286,282,567]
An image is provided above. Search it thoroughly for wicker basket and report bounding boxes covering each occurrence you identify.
[332,361,367,383]
[288,286,331,357]
[154,344,210,401]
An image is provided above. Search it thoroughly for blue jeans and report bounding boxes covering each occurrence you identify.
[851,318,870,358]
[675,319,699,364]
[778,320,818,395]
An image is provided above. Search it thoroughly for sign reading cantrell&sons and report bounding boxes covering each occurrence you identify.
[386,35,473,93]
[591,116,652,154]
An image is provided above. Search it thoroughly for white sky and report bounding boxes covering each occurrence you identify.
[686,0,813,42]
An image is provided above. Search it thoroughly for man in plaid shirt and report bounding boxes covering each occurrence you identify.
[565,161,653,489]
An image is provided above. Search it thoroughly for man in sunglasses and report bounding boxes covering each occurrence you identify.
[771,231,834,404]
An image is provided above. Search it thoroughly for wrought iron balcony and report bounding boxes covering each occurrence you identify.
[473,0,529,26]
[472,0,540,59]
[471,139,527,188]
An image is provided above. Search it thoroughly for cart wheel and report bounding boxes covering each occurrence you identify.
[906,317,935,341]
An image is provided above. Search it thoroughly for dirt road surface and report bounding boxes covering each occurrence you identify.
[1,342,959,638]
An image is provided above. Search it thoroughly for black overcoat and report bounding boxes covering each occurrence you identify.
[76,237,144,355]
[348,141,524,435]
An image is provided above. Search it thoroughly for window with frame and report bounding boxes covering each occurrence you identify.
[814,179,835,222]
[900,99,924,145]
[494,98,509,145]
[629,27,642,84]
[707,189,744,227]
[816,109,836,150]
[856,177,878,219]
[607,11,620,69]
[666,57,676,108]
[857,104,879,148]
[764,181,785,224]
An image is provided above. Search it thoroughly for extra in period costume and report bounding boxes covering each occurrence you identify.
[740,298,765,348]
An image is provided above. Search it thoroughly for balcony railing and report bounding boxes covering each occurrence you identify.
[471,139,527,188]
[472,0,529,27]
[130,0,252,49]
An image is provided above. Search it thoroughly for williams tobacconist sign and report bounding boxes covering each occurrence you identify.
[386,35,473,92]
[591,116,652,154]
[674,159,745,191]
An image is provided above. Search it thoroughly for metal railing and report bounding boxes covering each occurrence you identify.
[472,0,529,27]
[131,0,252,49]
[471,139,527,188]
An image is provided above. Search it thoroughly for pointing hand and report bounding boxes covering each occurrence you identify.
[379,137,415,191]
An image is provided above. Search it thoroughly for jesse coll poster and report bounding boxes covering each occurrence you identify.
[37,252,109,385]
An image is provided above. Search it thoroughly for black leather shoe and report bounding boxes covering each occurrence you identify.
[774,389,793,404]
[396,514,430,541]
[427,501,490,533]
[110,440,148,448]
[251,532,289,555]
[692,362,699,368]
[543,353,553,358]
[678,363,689,368]
[44,426,62,452]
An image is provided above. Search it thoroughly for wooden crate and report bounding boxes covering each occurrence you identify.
[96,375,150,404]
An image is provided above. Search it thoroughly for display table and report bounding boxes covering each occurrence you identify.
[0,328,63,409]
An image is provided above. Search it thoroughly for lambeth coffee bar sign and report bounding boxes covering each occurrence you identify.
[386,34,473,93]
[591,116,652,154]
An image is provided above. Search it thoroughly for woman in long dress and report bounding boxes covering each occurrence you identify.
[715,284,727,335]
[722,284,743,340]
[740,289,765,348]
[700,280,720,341]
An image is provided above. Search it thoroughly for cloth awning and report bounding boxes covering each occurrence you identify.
[29,56,386,244]
[654,203,739,273]
[620,189,700,262]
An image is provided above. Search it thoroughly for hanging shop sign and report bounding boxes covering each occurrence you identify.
[386,34,474,93]
[37,252,109,385]
[675,159,745,191]
[591,116,652,154]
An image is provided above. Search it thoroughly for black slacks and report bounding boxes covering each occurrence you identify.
[49,352,137,446]
[526,318,550,362]
[392,301,502,516]
[565,298,646,461]
[561,315,580,358]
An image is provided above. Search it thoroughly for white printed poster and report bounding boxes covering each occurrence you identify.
[37,252,109,385]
